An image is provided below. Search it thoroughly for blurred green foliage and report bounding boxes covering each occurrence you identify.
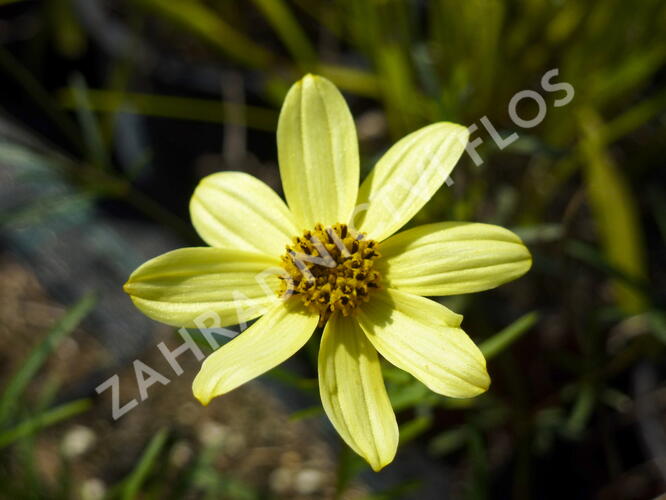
[1,0,665,498]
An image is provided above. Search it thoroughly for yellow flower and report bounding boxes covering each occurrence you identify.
[124,74,532,471]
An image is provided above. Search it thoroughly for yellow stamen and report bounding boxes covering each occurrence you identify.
[278,223,381,327]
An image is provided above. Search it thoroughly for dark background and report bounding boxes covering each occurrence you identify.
[1,1,665,499]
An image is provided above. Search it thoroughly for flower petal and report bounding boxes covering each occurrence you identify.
[358,289,490,398]
[277,74,359,230]
[379,222,532,296]
[355,123,469,241]
[318,314,398,471]
[193,300,318,405]
[124,247,281,328]
[190,171,298,257]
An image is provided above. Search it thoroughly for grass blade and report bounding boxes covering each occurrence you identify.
[0,293,97,424]
[57,88,278,131]
[121,428,169,500]
[579,108,648,314]
[480,311,540,360]
[69,74,109,171]
[135,0,272,68]
[0,399,92,449]
[252,0,317,66]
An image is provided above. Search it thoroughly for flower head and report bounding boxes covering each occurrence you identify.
[278,222,382,325]
[124,74,532,471]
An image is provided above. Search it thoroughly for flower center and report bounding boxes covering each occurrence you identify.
[278,223,381,326]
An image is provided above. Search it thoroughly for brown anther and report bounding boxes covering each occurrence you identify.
[278,223,381,326]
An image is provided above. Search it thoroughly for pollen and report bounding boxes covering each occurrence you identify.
[278,223,381,327]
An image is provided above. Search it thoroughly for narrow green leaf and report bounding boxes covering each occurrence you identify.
[0,294,96,424]
[512,224,564,244]
[565,240,650,295]
[579,108,648,314]
[428,427,469,456]
[57,88,278,131]
[0,47,82,150]
[648,312,666,345]
[564,381,596,438]
[0,193,94,229]
[252,0,317,65]
[387,379,430,412]
[603,87,666,145]
[480,311,540,360]
[122,428,169,500]
[70,74,109,171]
[590,46,666,108]
[334,444,367,499]
[465,428,488,500]
[398,415,432,445]
[135,0,272,68]
[49,0,86,58]
[316,64,380,97]
[375,44,421,136]
[0,399,92,449]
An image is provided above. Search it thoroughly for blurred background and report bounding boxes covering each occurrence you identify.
[1,0,665,499]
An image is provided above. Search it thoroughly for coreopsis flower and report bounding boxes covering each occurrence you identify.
[124,75,531,470]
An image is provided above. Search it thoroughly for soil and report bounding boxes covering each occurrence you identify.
[0,252,368,499]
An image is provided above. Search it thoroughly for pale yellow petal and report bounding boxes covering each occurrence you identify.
[355,123,469,241]
[124,247,281,328]
[277,74,359,230]
[193,300,318,405]
[318,314,398,471]
[358,289,490,398]
[190,171,298,257]
[379,222,532,296]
